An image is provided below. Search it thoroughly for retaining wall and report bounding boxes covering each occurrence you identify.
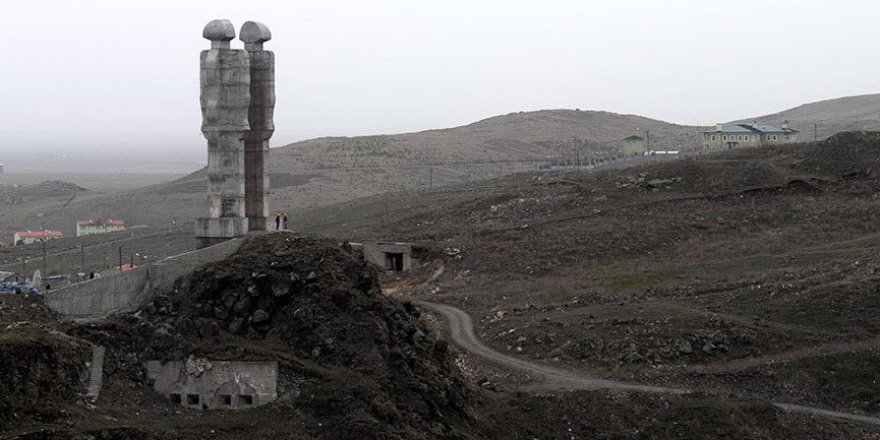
[44,238,241,321]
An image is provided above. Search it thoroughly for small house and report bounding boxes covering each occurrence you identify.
[621,135,646,157]
[13,230,63,246]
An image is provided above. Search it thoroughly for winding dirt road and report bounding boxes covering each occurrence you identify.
[418,300,880,427]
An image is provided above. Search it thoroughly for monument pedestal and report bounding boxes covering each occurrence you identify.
[195,217,248,248]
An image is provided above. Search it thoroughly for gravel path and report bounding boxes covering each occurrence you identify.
[418,300,880,426]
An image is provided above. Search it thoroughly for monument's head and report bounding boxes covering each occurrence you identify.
[203,19,236,49]
[240,21,271,51]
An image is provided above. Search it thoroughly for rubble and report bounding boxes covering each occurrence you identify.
[69,233,475,438]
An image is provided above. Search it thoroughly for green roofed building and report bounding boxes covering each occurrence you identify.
[621,135,646,157]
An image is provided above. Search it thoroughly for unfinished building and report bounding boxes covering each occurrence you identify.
[350,242,413,272]
[145,358,278,410]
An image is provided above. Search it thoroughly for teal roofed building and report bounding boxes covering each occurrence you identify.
[702,121,798,150]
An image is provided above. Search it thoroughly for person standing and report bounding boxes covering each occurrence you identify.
[282,212,289,230]
[274,212,281,231]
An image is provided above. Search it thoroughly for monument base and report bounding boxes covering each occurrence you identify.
[195,217,249,249]
[248,216,267,232]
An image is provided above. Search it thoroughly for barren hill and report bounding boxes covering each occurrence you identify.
[273,110,704,170]
[4,94,880,238]
[734,93,880,140]
[297,131,880,419]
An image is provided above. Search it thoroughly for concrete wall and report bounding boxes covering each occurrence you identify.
[145,359,277,410]
[351,242,413,272]
[44,238,241,321]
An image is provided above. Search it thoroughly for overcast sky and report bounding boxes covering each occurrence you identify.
[2,0,879,157]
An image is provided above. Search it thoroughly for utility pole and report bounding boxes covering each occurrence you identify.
[80,244,85,271]
[41,239,47,278]
[814,122,818,142]
[645,129,650,152]
[429,168,433,189]
[576,150,581,168]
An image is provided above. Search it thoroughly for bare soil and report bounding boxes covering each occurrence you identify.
[4,233,877,439]
[305,132,880,417]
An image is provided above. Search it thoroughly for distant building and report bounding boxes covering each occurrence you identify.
[13,230,63,246]
[621,135,646,157]
[702,122,798,150]
[76,218,126,237]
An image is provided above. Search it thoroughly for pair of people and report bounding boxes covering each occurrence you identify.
[274,212,289,231]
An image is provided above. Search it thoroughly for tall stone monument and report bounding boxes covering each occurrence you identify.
[240,21,274,232]
[195,19,275,247]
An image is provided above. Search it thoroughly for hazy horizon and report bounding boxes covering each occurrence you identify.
[2,0,880,173]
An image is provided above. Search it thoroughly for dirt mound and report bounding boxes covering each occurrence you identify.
[76,233,474,439]
[797,131,880,175]
[0,329,91,426]
[18,180,87,197]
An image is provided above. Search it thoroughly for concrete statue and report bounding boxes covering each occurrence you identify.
[195,19,275,246]
[241,21,275,232]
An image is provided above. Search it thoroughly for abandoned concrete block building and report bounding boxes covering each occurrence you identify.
[145,359,278,410]
[350,242,413,272]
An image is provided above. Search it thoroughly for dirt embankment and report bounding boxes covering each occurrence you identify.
[7,226,880,438]
[0,328,91,426]
[60,233,476,439]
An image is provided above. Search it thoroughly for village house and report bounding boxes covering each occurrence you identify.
[621,135,646,157]
[702,122,799,150]
[76,218,126,237]
[13,229,63,246]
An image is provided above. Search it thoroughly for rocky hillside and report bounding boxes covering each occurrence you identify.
[735,93,880,140]
[299,131,880,418]
[3,217,880,439]
[3,233,475,439]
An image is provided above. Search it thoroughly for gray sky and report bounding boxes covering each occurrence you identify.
[1,0,879,171]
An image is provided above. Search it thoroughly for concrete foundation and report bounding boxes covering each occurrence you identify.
[195,217,248,248]
[146,358,278,410]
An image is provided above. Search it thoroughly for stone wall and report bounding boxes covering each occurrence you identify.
[44,238,241,321]
[145,358,278,410]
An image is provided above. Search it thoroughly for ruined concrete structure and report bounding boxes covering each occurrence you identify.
[350,242,413,272]
[146,358,278,410]
[196,19,275,247]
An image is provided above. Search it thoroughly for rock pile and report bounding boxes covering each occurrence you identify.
[94,233,474,438]
[616,173,683,191]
